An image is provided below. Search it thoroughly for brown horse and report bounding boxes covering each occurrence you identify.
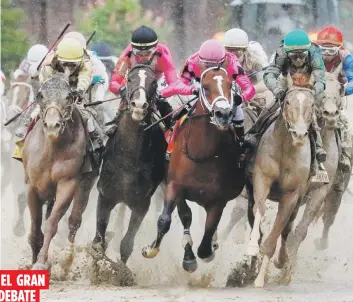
[23,73,98,271]
[142,66,245,272]
[91,64,166,264]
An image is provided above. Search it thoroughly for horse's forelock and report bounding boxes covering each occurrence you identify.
[40,76,70,104]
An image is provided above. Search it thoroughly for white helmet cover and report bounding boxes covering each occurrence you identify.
[27,44,49,63]
[223,28,249,48]
[63,31,87,48]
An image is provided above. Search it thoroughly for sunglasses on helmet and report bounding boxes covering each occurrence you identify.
[319,45,340,56]
[287,51,308,60]
[132,47,156,57]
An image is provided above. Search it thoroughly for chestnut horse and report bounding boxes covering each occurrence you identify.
[142,66,245,272]
[23,73,98,272]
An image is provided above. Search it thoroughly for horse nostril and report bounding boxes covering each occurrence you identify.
[43,122,48,128]
[131,101,136,107]
[335,110,339,116]
[143,102,148,109]
[55,123,61,129]
[323,110,329,116]
[304,131,308,137]
[215,111,222,118]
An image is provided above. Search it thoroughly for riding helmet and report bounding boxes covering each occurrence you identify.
[131,26,158,50]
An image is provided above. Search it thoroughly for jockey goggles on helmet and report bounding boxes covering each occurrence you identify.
[132,46,156,57]
[287,50,309,61]
[319,45,340,56]
[59,61,81,73]
[199,57,225,69]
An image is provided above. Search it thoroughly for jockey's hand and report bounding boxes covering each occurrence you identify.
[192,89,199,96]
[274,88,286,101]
[71,90,84,102]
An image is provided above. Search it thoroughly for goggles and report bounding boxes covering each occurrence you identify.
[199,57,225,69]
[287,51,308,61]
[132,46,156,57]
[319,45,340,56]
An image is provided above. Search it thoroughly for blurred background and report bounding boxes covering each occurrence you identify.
[2,0,353,77]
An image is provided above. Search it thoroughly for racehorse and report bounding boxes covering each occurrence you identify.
[91,64,167,264]
[246,75,315,287]
[22,72,98,273]
[142,66,245,272]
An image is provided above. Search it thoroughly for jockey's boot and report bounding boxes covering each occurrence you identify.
[156,97,173,130]
[89,128,104,166]
[244,100,280,150]
[14,117,31,140]
[104,99,128,137]
[313,129,327,163]
[339,146,352,172]
[233,120,246,168]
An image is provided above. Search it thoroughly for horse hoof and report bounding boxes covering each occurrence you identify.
[200,252,215,263]
[274,259,284,270]
[254,277,265,288]
[314,238,328,250]
[13,224,25,237]
[58,247,74,268]
[141,246,159,258]
[247,244,259,256]
[32,263,48,270]
[89,243,105,260]
[183,258,198,273]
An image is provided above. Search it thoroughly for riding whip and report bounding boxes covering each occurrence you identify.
[84,96,121,107]
[4,101,36,126]
[86,31,96,47]
[36,23,71,71]
[144,95,198,131]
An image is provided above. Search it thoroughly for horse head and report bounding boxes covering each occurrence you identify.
[199,66,233,130]
[282,73,315,146]
[37,72,74,139]
[126,64,158,122]
[316,70,343,129]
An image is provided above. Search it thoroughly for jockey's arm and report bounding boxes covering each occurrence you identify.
[343,53,353,96]
[77,57,93,93]
[310,46,326,96]
[109,46,131,94]
[160,59,195,98]
[263,48,284,94]
[230,57,255,101]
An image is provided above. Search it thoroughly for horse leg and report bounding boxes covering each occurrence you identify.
[288,188,328,257]
[27,187,44,266]
[120,205,149,264]
[33,179,78,269]
[197,203,224,262]
[314,188,342,250]
[58,174,96,270]
[13,191,27,237]
[91,193,116,259]
[247,176,271,256]
[177,199,197,272]
[220,196,247,242]
[141,181,180,258]
[254,190,299,288]
[111,204,127,252]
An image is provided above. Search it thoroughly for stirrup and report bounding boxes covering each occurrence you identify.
[311,163,329,184]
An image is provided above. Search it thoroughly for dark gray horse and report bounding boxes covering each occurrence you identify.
[92,64,167,264]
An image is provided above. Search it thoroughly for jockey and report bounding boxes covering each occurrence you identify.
[91,42,117,79]
[223,28,267,90]
[244,29,327,171]
[106,25,192,136]
[37,37,104,160]
[162,39,256,152]
[63,32,109,104]
[13,44,48,93]
[316,25,352,172]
